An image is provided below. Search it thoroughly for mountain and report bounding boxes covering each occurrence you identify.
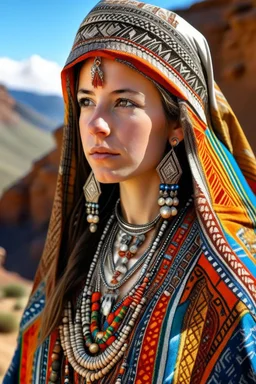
[0,85,56,196]
[0,55,64,129]
[10,89,64,130]
[176,0,256,151]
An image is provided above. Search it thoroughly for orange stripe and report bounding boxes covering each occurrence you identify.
[20,317,41,383]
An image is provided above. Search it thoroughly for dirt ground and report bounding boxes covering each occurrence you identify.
[0,268,32,383]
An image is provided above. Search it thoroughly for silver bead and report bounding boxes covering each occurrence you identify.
[87,214,94,223]
[92,215,99,223]
[122,257,129,264]
[171,206,178,216]
[120,244,128,252]
[160,206,172,219]
[116,264,128,274]
[165,197,173,206]
[173,197,179,206]
[129,245,138,254]
[89,223,97,233]
[139,234,146,242]
[158,197,165,206]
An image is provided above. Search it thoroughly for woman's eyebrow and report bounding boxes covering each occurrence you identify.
[111,89,144,96]
[77,88,144,96]
[77,88,94,96]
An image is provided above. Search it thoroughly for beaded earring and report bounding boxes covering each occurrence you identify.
[156,137,182,219]
[83,172,101,232]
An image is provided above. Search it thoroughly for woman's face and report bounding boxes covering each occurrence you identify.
[77,58,176,184]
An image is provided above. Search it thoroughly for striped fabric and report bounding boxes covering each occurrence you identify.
[4,1,255,383]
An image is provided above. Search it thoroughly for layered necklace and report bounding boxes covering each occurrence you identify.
[57,200,170,383]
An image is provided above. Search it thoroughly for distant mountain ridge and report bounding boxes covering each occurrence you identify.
[9,89,64,130]
[0,85,56,196]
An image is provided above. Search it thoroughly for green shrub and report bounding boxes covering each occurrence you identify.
[1,283,27,298]
[0,312,19,333]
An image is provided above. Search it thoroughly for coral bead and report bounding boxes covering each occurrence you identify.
[92,303,100,311]
[92,292,101,302]
[107,313,115,324]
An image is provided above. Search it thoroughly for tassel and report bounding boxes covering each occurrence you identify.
[91,57,104,88]
[92,70,103,88]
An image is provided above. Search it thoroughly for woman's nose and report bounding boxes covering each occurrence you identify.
[87,107,111,137]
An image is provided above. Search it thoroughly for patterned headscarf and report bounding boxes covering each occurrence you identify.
[34,0,255,314]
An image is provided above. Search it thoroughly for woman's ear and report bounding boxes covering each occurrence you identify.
[168,119,184,145]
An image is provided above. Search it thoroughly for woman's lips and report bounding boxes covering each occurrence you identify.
[90,152,120,160]
[89,147,120,160]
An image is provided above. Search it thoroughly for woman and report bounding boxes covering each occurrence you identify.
[4,1,256,383]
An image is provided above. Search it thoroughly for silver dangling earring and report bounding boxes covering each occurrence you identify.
[156,137,182,219]
[83,172,101,233]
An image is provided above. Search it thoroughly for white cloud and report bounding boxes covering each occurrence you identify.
[0,55,62,95]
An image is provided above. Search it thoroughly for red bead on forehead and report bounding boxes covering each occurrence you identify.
[91,56,104,88]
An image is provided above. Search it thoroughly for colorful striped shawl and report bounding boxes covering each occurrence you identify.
[4,1,256,383]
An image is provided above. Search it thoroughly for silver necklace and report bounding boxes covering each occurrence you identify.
[99,218,168,316]
[99,227,157,291]
[115,198,161,235]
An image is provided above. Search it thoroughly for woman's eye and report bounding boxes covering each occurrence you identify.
[78,98,94,108]
[116,99,137,108]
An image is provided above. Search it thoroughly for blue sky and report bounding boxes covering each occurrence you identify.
[0,0,202,67]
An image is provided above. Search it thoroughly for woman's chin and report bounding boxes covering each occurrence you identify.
[93,171,124,184]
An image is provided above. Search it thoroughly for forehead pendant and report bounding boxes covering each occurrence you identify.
[91,56,104,88]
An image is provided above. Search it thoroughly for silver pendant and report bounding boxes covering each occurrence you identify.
[101,291,119,317]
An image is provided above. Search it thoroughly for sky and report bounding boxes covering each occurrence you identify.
[1,0,202,66]
[0,0,203,95]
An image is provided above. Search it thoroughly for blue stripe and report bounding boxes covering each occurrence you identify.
[163,302,189,384]
[205,129,256,224]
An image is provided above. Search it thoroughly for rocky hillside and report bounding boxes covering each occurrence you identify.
[0,127,62,279]
[178,0,256,150]
[9,89,64,130]
[0,85,56,196]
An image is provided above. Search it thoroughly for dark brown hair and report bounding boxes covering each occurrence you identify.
[39,69,184,343]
